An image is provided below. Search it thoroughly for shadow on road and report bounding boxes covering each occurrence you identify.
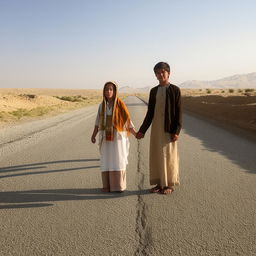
[0,159,100,179]
[182,114,256,174]
[0,188,149,209]
[0,158,150,209]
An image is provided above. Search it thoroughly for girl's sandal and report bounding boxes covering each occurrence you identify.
[150,185,161,193]
[161,187,174,195]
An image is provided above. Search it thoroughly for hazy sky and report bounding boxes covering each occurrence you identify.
[1,0,256,89]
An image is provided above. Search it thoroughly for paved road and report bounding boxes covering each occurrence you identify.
[0,96,255,256]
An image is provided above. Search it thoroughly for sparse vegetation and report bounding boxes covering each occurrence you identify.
[19,94,37,99]
[55,95,87,102]
[245,88,254,92]
[9,107,53,119]
[29,106,53,116]
[206,89,211,94]
[10,108,30,119]
[7,106,54,120]
[229,89,234,93]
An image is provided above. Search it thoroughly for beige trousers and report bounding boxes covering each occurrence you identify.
[101,171,126,192]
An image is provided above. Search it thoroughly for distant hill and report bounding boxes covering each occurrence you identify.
[179,72,256,88]
[119,86,151,93]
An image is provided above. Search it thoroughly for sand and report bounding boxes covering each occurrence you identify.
[0,88,103,127]
[0,88,132,128]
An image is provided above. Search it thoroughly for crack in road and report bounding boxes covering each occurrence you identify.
[135,140,151,256]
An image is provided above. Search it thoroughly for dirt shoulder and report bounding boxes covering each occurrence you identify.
[182,89,256,142]
[182,95,256,141]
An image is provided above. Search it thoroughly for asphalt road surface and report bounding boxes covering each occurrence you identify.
[0,96,255,256]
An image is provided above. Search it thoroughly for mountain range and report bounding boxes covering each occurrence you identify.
[179,72,256,89]
[119,72,256,92]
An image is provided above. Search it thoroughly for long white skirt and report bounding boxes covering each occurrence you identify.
[99,130,130,172]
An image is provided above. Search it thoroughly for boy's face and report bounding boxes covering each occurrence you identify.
[104,83,115,100]
[155,69,170,84]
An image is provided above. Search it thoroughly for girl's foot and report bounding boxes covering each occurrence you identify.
[150,185,161,193]
[161,187,174,195]
[102,188,110,192]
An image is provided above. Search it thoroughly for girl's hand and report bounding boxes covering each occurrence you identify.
[91,126,99,144]
[129,128,137,137]
[91,136,96,143]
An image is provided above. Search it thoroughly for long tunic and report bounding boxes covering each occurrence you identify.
[95,102,134,172]
[149,86,180,187]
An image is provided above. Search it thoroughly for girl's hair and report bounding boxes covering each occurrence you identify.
[104,82,116,92]
[104,82,117,99]
[153,62,170,73]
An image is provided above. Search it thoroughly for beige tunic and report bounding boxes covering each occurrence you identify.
[149,86,180,187]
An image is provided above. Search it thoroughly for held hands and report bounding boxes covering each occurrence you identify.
[128,128,144,140]
[136,132,144,140]
[171,134,179,142]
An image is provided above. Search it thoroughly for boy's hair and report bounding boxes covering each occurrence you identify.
[153,62,170,74]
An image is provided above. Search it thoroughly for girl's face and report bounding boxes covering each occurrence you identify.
[155,69,170,85]
[104,83,115,101]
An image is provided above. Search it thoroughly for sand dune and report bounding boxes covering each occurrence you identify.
[0,88,102,126]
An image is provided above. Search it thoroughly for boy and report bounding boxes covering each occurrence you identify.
[136,62,182,194]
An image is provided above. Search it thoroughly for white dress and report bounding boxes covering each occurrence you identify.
[95,102,134,172]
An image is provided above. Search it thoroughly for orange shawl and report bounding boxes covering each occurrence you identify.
[99,82,131,141]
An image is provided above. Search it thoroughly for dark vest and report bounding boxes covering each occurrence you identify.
[139,84,182,135]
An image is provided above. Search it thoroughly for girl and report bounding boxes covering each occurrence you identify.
[91,81,136,192]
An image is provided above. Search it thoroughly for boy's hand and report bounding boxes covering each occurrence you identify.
[91,136,96,143]
[136,132,144,139]
[171,134,179,142]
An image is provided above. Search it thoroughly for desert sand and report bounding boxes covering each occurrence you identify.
[0,88,104,127]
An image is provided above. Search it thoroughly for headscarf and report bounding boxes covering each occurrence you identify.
[99,81,131,141]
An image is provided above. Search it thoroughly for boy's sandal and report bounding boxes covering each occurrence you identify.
[150,185,161,193]
[161,187,174,195]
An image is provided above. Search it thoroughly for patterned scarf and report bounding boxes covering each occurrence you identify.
[99,81,131,141]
